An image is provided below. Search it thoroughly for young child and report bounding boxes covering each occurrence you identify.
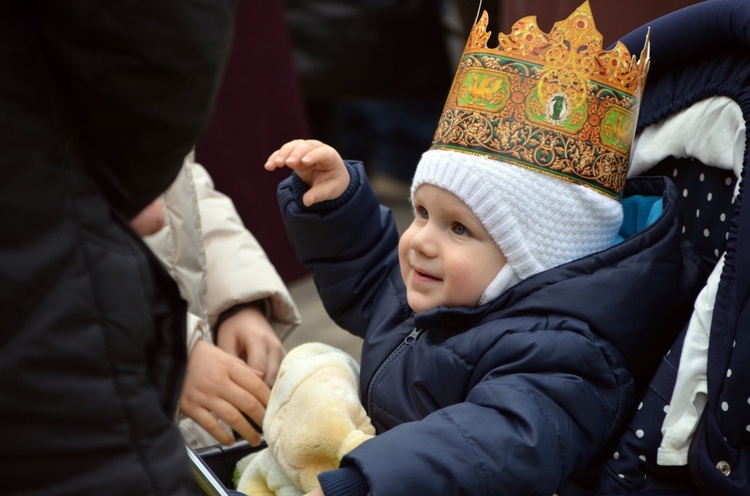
[264,3,699,495]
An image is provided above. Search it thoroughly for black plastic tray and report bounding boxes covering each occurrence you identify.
[190,440,266,495]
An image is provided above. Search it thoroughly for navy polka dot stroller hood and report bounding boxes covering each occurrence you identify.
[595,1,750,494]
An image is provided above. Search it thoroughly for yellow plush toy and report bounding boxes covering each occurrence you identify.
[235,342,375,496]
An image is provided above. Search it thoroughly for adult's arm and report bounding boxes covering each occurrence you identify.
[146,153,301,344]
[191,156,301,337]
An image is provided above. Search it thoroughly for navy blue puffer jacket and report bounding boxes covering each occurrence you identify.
[278,162,702,496]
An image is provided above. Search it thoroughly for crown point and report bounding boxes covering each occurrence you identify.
[433,2,650,199]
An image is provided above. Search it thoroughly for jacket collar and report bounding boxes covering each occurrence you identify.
[414,176,679,333]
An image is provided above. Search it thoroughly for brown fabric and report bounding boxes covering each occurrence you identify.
[196,0,311,283]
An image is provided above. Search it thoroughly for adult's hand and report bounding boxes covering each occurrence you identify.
[216,304,286,387]
[179,340,269,446]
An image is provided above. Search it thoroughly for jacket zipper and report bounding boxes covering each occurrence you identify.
[366,328,423,415]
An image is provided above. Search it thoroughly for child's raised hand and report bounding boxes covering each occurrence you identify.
[265,139,350,207]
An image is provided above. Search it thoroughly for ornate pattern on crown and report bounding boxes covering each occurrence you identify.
[431,1,650,198]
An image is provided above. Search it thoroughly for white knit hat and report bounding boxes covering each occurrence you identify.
[411,149,624,304]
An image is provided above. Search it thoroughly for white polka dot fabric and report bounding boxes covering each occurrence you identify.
[596,156,738,492]
[651,157,737,268]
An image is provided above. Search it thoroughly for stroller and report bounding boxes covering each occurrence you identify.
[192,1,750,494]
[189,440,260,496]
[593,0,750,494]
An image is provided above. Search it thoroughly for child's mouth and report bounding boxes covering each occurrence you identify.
[414,269,440,282]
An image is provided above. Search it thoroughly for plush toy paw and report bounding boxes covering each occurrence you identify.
[235,342,375,495]
[235,448,303,496]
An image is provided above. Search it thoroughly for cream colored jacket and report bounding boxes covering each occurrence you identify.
[144,152,301,447]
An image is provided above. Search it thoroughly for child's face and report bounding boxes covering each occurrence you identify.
[398,184,507,313]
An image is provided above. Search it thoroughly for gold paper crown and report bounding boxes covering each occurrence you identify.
[431,1,650,198]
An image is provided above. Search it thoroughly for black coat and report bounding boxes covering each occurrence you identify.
[0,2,233,494]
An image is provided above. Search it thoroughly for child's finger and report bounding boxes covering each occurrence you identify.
[264,140,306,170]
[302,181,338,207]
[264,148,287,170]
[301,190,318,207]
[299,144,334,169]
[285,140,324,166]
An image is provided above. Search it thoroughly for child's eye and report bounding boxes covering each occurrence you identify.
[452,223,469,236]
[415,206,428,220]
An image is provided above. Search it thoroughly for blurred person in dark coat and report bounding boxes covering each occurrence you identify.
[0,1,234,494]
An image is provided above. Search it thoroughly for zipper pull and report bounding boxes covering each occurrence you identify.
[366,328,424,416]
[404,328,422,344]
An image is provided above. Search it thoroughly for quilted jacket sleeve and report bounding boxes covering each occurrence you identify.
[277,161,405,336]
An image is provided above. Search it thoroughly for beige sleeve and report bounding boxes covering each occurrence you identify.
[187,155,301,339]
[143,155,210,348]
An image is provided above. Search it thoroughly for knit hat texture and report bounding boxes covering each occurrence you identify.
[411,149,623,303]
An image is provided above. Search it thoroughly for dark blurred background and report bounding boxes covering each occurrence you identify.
[195,0,702,284]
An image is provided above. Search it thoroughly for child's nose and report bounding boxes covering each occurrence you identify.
[410,224,438,257]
